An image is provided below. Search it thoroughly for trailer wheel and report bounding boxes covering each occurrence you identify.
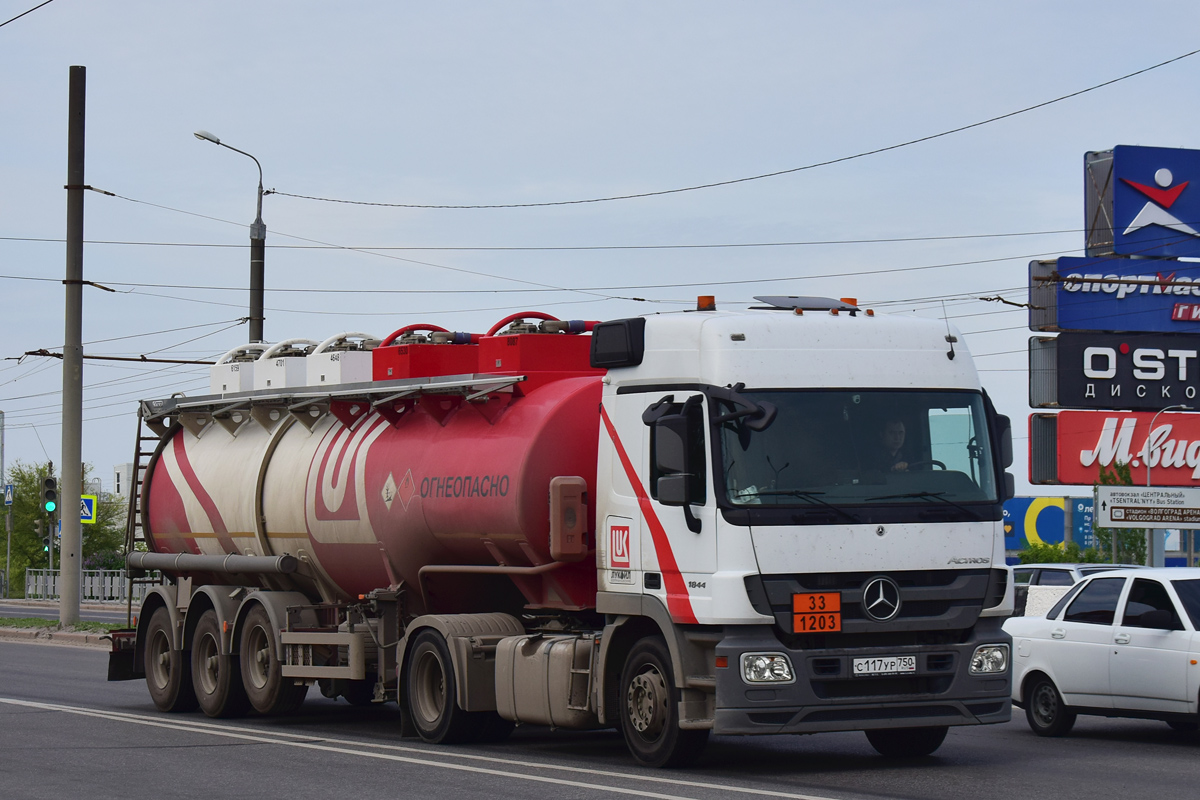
[618,637,708,768]
[191,610,249,718]
[406,629,473,744]
[865,726,948,757]
[239,605,307,715]
[144,606,198,713]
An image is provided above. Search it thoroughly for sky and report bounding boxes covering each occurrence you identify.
[3,1,1200,495]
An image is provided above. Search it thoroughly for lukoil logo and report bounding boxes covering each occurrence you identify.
[610,525,631,568]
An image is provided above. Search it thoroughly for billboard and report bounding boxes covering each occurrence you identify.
[1049,410,1200,486]
[1046,256,1200,334]
[1111,145,1200,259]
[1049,332,1200,410]
[1003,497,1066,551]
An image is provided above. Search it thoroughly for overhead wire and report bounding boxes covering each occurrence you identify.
[262,47,1200,209]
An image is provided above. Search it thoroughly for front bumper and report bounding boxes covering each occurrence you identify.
[712,619,1011,735]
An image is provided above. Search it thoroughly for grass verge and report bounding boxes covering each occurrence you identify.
[0,617,119,633]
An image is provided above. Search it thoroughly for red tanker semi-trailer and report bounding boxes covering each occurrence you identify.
[110,300,1016,767]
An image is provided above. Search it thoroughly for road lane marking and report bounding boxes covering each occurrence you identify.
[0,697,855,800]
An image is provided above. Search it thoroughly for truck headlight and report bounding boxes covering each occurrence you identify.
[741,652,795,684]
[969,644,1009,674]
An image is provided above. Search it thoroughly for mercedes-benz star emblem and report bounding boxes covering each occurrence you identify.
[862,576,901,622]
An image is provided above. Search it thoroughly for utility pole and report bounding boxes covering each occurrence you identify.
[60,66,85,625]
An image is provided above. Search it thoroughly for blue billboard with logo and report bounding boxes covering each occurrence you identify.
[1112,145,1200,259]
[1049,256,1200,333]
[1004,497,1066,551]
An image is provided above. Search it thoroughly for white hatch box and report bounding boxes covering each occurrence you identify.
[306,332,380,387]
[254,339,319,391]
[209,343,269,394]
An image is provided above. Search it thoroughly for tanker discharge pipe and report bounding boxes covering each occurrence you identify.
[127,551,299,575]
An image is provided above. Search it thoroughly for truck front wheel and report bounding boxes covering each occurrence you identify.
[144,606,198,712]
[618,637,708,768]
[239,605,307,715]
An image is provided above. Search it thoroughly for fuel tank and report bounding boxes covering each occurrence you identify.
[143,366,603,616]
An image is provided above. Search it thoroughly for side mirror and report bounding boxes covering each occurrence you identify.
[656,474,693,507]
[654,413,691,476]
[996,414,1013,469]
[1003,472,1016,501]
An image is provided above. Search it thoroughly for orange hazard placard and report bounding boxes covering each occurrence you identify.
[792,592,842,633]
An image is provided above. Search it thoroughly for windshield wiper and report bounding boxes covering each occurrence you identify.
[736,489,860,523]
[864,491,981,519]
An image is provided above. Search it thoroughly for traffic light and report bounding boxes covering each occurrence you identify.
[35,519,48,552]
[42,476,57,514]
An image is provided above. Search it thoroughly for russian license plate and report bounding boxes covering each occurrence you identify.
[852,655,917,676]
[792,592,842,633]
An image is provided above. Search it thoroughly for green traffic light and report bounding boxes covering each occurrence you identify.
[45,501,57,513]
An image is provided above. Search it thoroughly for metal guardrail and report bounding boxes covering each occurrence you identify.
[24,569,158,604]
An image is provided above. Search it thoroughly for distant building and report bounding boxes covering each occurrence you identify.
[114,462,135,498]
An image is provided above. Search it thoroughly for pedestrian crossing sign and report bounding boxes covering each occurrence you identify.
[81,494,97,524]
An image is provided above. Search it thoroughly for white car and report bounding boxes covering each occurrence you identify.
[1004,567,1200,736]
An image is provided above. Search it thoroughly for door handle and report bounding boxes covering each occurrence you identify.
[1051,628,1066,639]
[1114,633,1131,645]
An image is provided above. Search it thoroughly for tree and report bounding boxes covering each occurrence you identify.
[1018,539,1105,564]
[1092,461,1148,566]
[3,460,129,597]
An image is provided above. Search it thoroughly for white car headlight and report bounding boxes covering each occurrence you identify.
[740,652,795,684]
[969,644,1009,675]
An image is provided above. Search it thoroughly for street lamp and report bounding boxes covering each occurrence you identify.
[194,130,266,343]
[1144,403,1191,568]
[1146,404,1191,488]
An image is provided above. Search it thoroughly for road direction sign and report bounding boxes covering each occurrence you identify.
[1096,485,1200,527]
[80,494,97,524]
[3,484,12,506]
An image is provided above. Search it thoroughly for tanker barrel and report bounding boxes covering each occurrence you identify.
[127,551,299,575]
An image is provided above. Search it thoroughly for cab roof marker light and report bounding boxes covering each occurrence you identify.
[793,308,803,316]
[697,295,716,311]
[866,309,875,316]
[830,309,839,316]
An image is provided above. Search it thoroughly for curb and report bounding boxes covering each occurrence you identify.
[0,627,113,649]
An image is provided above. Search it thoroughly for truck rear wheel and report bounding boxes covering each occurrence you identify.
[406,629,474,744]
[191,610,249,718]
[144,606,198,712]
[618,637,708,768]
[865,726,948,757]
[239,605,307,715]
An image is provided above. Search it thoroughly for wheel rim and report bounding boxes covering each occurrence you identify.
[411,647,446,726]
[149,627,172,690]
[1032,682,1058,727]
[245,624,271,690]
[626,665,668,739]
[196,631,220,695]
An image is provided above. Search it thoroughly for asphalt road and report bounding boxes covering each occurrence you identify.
[1,639,1196,800]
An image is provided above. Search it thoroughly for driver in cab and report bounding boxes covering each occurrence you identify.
[874,418,909,472]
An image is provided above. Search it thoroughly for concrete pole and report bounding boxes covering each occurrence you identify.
[59,66,85,625]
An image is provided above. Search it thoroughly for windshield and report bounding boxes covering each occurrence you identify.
[718,389,998,510]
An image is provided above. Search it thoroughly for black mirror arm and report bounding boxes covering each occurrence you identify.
[682,503,702,534]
